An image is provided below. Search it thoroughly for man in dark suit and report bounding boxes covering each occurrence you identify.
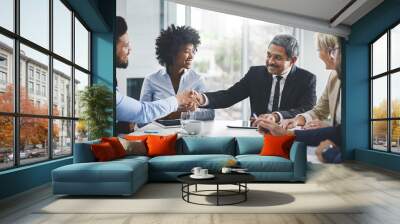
[195,34,316,123]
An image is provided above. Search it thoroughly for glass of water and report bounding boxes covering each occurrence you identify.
[181,112,198,134]
[180,111,191,130]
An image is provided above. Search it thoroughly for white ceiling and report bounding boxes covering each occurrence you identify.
[171,0,384,37]
[225,0,353,24]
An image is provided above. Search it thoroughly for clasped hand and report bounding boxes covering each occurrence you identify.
[253,115,327,136]
[253,117,289,136]
[175,90,203,112]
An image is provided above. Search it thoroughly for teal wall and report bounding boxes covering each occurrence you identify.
[0,0,116,200]
[92,33,114,87]
[355,149,400,172]
[66,0,110,32]
[345,0,400,170]
[0,158,72,199]
[91,0,115,136]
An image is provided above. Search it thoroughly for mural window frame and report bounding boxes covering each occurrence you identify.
[370,22,400,154]
[0,0,91,171]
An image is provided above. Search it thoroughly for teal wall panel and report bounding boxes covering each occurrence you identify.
[92,32,114,87]
[345,0,400,170]
[355,149,400,172]
[0,158,72,199]
[0,0,116,200]
[343,44,369,159]
[65,0,110,32]
[92,32,115,136]
[91,0,115,135]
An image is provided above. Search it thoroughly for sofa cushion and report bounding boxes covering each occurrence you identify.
[101,137,127,158]
[115,155,150,164]
[74,140,100,163]
[52,159,147,183]
[53,163,132,183]
[235,137,263,155]
[119,138,147,156]
[124,135,149,141]
[91,142,118,162]
[180,137,236,155]
[260,134,295,159]
[236,155,293,172]
[147,134,177,157]
[52,157,149,195]
[148,154,235,172]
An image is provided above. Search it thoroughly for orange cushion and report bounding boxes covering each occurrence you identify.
[91,142,118,162]
[124,135,149,141]
[146,134,177,157]
[101,137,127,158]
[118,137,147,156]
[259,134,295,159]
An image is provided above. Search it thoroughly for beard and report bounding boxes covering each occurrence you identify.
[117,60,128,69]
[266,64,278,73]
[117,61,129,68]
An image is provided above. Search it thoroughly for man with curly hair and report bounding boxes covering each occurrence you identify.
[140,25,214,120]
[115,17,197,126]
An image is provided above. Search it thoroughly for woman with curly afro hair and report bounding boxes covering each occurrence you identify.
[140,25,214,120]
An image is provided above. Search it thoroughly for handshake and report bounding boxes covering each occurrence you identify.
[175,90,206,112]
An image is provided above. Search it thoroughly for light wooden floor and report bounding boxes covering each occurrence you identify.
[1,161,400,224]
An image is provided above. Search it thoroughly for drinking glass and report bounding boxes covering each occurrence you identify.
[180,111,191,130]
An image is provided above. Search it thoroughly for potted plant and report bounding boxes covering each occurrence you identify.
[75,120,88,142]
[79,84,113,140]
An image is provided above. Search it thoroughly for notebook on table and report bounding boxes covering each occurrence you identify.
[226,120,257,129]
[154,119,181,128]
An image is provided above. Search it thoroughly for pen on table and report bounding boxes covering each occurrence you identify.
[252,113,258,119]
[252,113,258,129]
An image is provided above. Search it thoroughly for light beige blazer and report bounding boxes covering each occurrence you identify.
[299,71,341,126]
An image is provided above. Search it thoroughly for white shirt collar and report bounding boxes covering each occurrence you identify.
[161,68,189,78]
[272,66,292,80]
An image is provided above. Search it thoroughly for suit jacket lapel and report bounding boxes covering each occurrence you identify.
[264,68,273,110]
[280,66,296,108]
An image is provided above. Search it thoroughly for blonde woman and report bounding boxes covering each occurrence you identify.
[282,33,341,130]
[254,33,342,163]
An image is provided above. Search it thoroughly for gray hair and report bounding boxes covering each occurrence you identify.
[269,34,299,59]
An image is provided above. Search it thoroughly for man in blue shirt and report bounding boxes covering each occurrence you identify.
[115,16,197,124]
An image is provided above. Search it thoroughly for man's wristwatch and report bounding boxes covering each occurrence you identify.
[272,113,280,123]
[322,144,334,153]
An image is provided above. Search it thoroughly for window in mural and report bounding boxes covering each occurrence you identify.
[0,0,91,170]
[370,23,400,154]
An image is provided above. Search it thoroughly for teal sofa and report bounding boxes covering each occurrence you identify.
[52,136,307,196]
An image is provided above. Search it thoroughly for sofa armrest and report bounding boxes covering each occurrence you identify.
[289,141,307,181]
[73,140,100,163]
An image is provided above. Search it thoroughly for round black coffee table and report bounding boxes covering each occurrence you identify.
[177,173,255,206]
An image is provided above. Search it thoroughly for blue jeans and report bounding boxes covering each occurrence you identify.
[322,147,342,163]
[294,126,343,163]
[294,126,341,147]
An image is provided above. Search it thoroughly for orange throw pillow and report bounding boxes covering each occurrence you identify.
[124,135,149,141]
[259,134,295,159]
[91,142,117,162]
[146,134,177,157]
[101,137,127,158]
